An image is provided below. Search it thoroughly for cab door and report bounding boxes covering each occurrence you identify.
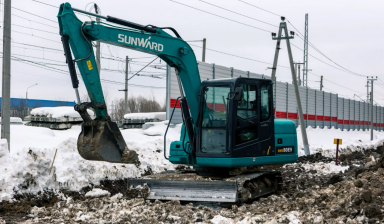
[231,79,274,157]
[257,80,275,156]
[232,81,260,157]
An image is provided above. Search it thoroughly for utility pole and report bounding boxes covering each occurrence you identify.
[319,76,324,91]
[1,0,11,149]
[202,38,206,62]
[124,56,128,114]
[365,81,370,102]
[94,4,101,72]
[294,62,297,85]
[271,17,310,156]
[303,14,309,87]
[26,83,38,114]
[295,62,304,86]
[119,56,130,114]
[367,76,377,141]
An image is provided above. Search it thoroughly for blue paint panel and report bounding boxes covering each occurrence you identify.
[0,97,75,109]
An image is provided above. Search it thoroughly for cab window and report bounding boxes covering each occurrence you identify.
[237,84,257,119]
[260,84,271,121]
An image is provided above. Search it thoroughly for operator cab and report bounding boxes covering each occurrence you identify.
[197,77,274,158]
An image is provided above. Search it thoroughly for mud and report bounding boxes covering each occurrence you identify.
[0,146,383,223]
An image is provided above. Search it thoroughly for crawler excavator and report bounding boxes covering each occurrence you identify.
[58,3,298,203]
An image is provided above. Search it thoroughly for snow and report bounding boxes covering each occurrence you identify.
[0,122,180,198]
[0,139,8,157]
[296,126,384,157]
[143,121,181,136]
[211,215,234,224]
[300,161,349,175]
[30,106,94,118]
[0,117,23,124]
[0,120,383,200]
[85,188,110,198]
[124,112,166,120]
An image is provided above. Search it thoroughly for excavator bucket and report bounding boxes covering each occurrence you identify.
[75,103,139,164]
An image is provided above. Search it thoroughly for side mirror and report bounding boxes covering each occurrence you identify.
[233,87,244,101]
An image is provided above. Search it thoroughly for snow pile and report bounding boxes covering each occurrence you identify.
[0,122,180,198]
[143,121,181,136]
[297,126,384,157]
[30,106,94,118]
[211,215,234,224]
[85,188,111,198]
[300,161,349,175]
[0,117,23,124]
[124,112,166,120]
[0,139,8,157]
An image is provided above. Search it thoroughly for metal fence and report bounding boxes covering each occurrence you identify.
[166,61,383,131]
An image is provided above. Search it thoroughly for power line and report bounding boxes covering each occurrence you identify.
[197,0,277,27]
[290,43,366,78]
[169,0,273,33]
[31,0,58,8]
[287,20,365,77]
[3,54,165,89]
[11,30,61,43]
[189,43,289,68]
[0,43,63,54]
[309,71,364,95]
[11,5,57,23]
[238,0,281,17]
[234,1,367,78]
[11,23,58,35]
[0,39,63,51]
[0,10,58,29]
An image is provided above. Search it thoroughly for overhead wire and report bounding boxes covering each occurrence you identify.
[286,20,365,77]
[189,43,289,68]
[237,0,281,17]
[11,30,61,43]
[10,0,374,100]
[169,0,273,33]
[0,10,58,29]
[238,0,366,78]
[197,0,278,27]
[11,5,57,23]
[309,71,365,95]
[11,23,58,35]
[290,43,367,76]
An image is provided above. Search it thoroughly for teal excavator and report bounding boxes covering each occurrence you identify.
[58,3,298,203]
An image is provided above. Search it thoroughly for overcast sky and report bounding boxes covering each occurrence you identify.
[1,0,384,107]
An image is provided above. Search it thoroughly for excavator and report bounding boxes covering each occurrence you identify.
[58,3,298,203]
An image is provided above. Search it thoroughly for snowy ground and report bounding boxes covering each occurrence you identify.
[0,123,383,223]
[0,122,181,199]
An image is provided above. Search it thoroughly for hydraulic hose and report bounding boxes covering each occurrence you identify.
[164,97,181,160]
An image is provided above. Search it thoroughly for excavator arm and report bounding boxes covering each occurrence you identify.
[58,3,201,164]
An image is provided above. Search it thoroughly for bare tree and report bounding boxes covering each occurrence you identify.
[109,94,165,121]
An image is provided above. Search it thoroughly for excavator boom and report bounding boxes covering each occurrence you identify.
[58,3,201,164]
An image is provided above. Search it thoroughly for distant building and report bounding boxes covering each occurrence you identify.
[0,97,76,119]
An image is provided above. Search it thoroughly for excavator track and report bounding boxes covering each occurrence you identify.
[126,170,282,203]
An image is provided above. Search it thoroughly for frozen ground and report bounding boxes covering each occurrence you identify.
[296,126,384,157]
[0,123,383,223]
